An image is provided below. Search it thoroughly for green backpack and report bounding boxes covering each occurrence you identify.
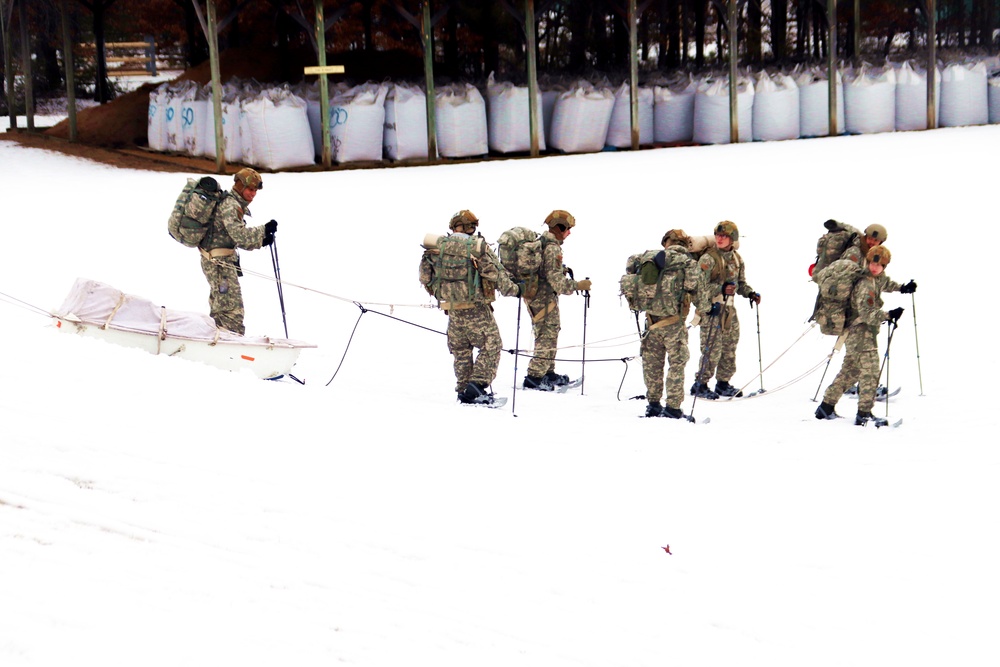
[168,176,224,248]
[812,257,865,335]
[812,220,861,281]
[425,233,486,307]
[619,249,662,313]
[496,227,544,299]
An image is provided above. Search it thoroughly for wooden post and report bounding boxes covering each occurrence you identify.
[315,0,331,168]
[827,0,838,136]
[60,0,77,141]
[1,0,15,130]
[421,1,437,160]
[628,0,639,149]
[205,0,225,174]
[926,0,937,130]
[524,0,540,156]
[853,0,860,60]
[18,0,33,130]
[727,0,738,143]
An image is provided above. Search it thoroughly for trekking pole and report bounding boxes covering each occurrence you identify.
[688,306,722,420]
[912,293,924,396]
[511,297,523,417]
[580,278,590,395]
[876,318,899,419]
[752,298,764,393]
[270,237,289,338]
[811,333,846,402]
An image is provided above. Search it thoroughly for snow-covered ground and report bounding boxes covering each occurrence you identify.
[1,122,998,667]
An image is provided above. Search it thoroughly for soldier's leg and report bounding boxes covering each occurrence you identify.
[447,312,474,392]
[640,328,667,404]
[694,324,712,384]
[822,334,862,407]
[469,307,503,387]
[527,302,560,378]
[201,256,245,335]
[715,313,741,383]
[856,347,881,414]
[664,323,691,409]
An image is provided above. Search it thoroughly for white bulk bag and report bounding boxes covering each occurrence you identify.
[384,83,429,160]
[939,61,989,128]
[653,78,697,143]
[328,82,388,163]
[163,82,196,152]
[797,69,845,137]
[541,89,562,144]
[147,84,169,151]
[204,94,244,164]
[548,82,615,153]
[304,81,352,157]
[693,76,754,144]
[180,86,211,157]
[605,81,653,148]
[435,83,488,158]
[844,64,896,135]
[752,71,800,141]
[242,88,316,170]
[486,74,545,153]
[988,75,1000,124]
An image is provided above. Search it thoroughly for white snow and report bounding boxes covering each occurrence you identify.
[1,123,998,667]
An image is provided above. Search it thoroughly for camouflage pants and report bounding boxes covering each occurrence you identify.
[526,298,561,378]
[447,305,502,392]
[641,320,690,408]
[695,307,740,384]
[200,253,245,335]
[823,326,880,413]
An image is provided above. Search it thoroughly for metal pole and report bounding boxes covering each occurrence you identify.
[315,0,331,168]
[60,0,77,141]
[727,0,738,143]
[581,279,590,395]
[524,0,540,157]
[827,0,838,136]
[852,0,860,60]
[204,0,226,174]
[629,0,640,150]
[911,293,925,396]
[1,0,12,130]
[926,0,937,130]
[511,298,523,416]
[18,0,32,131]
[421,1,437,160]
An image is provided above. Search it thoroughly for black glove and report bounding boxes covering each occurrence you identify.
[900,280,917,294]
[723,282,736,296]
[263,231,275,246]
[887,307,904,324]
[748,292,761,305]
[264,219,278,235]
[565,265,574,280]
[708,302,722,318]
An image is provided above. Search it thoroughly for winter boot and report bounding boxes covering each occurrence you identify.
[543,371,570,387]
[689,381,719,400]
[523,375,554,391]
[661,405,685,419]
[814,402,839,420]
[714,380,743,398]
[459,382,493,404]
[645,402,664,418]
[855,411,889,427]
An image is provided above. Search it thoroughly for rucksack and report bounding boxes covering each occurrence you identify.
[168,176,224,248]
[812,220,861,280]
[422,233,486,307]
[619,249,661,313]
[812,257,865,335]
[686,235,726,283]
[496,227,544,299]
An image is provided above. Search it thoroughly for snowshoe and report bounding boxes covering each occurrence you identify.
[459,382,492,404]
[855,412,889,427]
[645,402,664,418]
[714,381,743,398]
[815,402,840,420]
[523,375,554,391]
[662,405,686,420]
[689,381,719,400]
[543,371,571,387]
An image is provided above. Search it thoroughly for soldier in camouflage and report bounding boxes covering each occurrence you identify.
[522,210,592,391]
[691,221,760,399]
[198,167,277,335]
[815,245,907,426]
[419,210,521,404]
[640,230,711,419]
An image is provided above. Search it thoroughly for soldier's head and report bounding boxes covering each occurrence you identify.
[234,168,263,202]
[864,223,887,250]
[866,244,891,275]
[661,229,690,249]
[544,209,575,241]
[714,220,738,249]
[449,209,479,234]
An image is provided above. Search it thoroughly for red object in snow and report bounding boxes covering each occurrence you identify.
[808,262,816,277]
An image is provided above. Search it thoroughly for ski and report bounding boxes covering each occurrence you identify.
[877,418,903,429]
[844,385,899,400]
[555,377,584,393]
[460,395,508,409]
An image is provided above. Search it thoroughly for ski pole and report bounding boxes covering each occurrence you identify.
[689,302,723,419]
[270,237,289,338]
[911,292,924,396]
[877,319,899,419]
[511,297,523,417]
[811,333,846,402]
[580,278,590,395]
[753,298,764,393]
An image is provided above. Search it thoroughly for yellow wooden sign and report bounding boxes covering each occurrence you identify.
[304,65,345,75]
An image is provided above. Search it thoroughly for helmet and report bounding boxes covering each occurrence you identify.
[544,209,576,229]
[866,245,891,266]
[864,223,887,243]
[661,229,690,248]
[714,220,739,243]
[449,209,479,231]
[234,167,263,190]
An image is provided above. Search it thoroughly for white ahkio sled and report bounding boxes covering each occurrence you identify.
[52,278,316,380]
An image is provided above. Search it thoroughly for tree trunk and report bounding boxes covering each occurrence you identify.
[747,0,761,63]
[694,0,705,66]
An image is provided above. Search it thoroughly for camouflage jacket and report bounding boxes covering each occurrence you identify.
[200,190,267,252]
[419,232,519,309]
[532,231,581,307]
[698,247,755,302]
[849,271,902,334]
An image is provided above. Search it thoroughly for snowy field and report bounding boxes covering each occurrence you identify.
[1,122,998,667]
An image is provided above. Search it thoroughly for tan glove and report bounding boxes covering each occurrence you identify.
[576,279,592,291]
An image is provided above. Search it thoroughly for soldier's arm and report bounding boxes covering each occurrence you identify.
[480,246,520,297]
[218,197,266,250]
[542,242,579,294]
[698,255,721,297]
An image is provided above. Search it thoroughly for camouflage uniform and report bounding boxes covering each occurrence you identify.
[198,189,267,335]
[419,231,519,394]
[525,230,584,379]
[694,244,756,387]
[640,243,710,409]
[822,270,901,414]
